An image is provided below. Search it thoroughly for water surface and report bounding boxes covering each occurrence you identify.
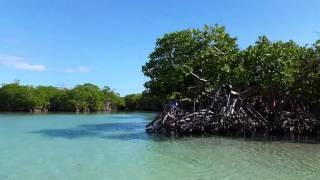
[0,113,320,180]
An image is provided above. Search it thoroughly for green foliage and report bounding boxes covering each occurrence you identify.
[241,36,303,91]
[103,86,126,109]
[142,25,239,100]
[35,86,60,109]
[69,83,105,111]
[240,36,320,104]
[124,93,162,111]
[0,83,125,112]
[143,25,320,108]
[0,83,34,111]
[50,89,74,111]
[124,94,142,110]
[291,41,320,102]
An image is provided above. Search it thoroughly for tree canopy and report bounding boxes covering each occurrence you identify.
[143,25,320,109]
[142,25,239,100]
[0,83,125,112]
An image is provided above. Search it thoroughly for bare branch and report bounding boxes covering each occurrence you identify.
[182,65,208,82]
[213,46,226,55]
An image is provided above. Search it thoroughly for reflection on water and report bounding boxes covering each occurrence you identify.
[0,113,320,180]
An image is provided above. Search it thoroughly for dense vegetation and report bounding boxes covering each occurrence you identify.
[143,25,320,137]
[124,93,162,111]
[142,25,320,114]
[0,82,126,112]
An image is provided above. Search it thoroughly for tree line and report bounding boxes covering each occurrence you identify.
[0,82,161,112]
[142,25,320,114]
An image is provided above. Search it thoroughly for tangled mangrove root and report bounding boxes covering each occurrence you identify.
[146,86,320,137]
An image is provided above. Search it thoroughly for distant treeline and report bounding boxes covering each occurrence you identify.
[124,93,162,111]
[142,25,320,114]
[0,82,162,112]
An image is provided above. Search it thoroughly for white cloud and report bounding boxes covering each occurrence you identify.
[0,54,91,73]
[0,54,46,72]
[64,66,91,73]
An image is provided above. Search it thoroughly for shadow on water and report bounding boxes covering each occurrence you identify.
[79,122,146,132]
[31,129,102,139]
[30,121,320,144]
[30,122,167,141]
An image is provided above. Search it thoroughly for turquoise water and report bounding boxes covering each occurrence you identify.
[0,113,320,180]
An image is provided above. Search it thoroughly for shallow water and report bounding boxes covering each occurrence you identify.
[0,113,320,180]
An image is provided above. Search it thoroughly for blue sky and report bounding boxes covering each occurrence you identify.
[0,0,319,95]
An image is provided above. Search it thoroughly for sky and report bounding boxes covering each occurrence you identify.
[0,0,319,96]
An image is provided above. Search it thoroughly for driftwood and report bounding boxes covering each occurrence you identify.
[146,86,320,137]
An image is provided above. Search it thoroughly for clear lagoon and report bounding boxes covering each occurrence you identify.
[0,113,320,180]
